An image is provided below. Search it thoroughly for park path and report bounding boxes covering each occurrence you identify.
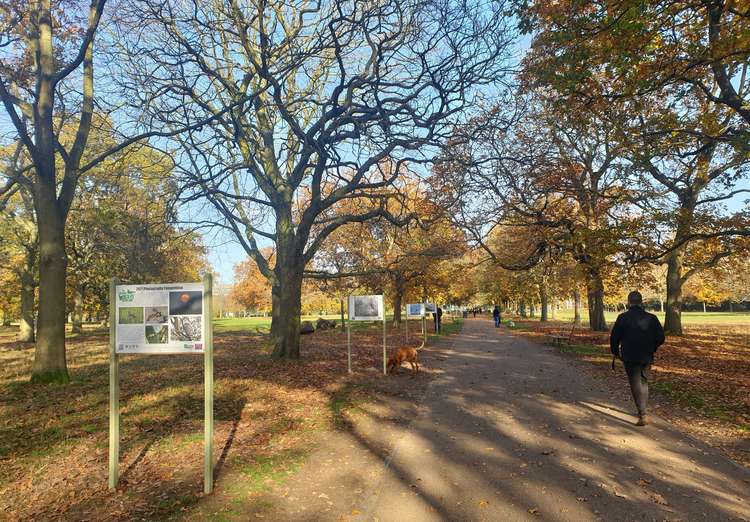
[247,318,750,521]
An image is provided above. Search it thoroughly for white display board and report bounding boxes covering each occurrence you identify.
[406,303,425,318]
[348,294,384,321]
[424,302,437,313]
[115,283,204,353]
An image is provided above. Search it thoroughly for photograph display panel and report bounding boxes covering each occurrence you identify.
[406,303,425,318]
[115,283,204,353]
[348,295,385,321]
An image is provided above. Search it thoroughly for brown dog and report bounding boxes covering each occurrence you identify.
[387,347,419,375]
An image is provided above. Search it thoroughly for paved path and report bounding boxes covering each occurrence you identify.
[258,319,750,521]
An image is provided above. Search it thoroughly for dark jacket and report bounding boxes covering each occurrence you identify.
[609,306,665,364]
[492,307,500,318]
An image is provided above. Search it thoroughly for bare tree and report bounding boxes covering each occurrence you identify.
[122,0,515,358]
[0,1,227,382]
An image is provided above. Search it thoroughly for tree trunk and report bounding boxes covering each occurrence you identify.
[664,248,684,335]
[18,278,36,342]
[729,301,734,312]
[573,290,582,325]
[586,270,607,331]
[339,298,345,328]
[519,300,527,317]
[71,283,84,334]
[1,310,10,327]
[392,291,403,327]
[269,225,304,360]
[529,302,536,317]
[31,200,70,383]
[270,280,281,337]
[540,286,548,322]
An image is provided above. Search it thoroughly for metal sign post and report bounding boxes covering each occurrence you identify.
[422,316,427,346]
[383,316,387,375]
[347,323,352,374]
[347,294,385,375]
[203,273,214,494]
[405,314,408,343]
[108,276,214,494]
[108,279,119,490]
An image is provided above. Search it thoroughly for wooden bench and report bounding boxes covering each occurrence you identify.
[549,335,569,346]
[548,324,577,346]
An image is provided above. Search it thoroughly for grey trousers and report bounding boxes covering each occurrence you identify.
[623,361,651,415]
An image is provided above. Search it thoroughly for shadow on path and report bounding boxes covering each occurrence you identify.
[253,318,750,522]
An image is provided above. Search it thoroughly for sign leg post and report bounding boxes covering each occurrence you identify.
[423,316,427,346]
[405,316,408,344]
[204,273,214,495]
[347,323,352,374]
[383,316,387,375]
[108,279,119,490]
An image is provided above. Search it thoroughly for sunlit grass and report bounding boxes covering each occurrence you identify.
[546,309,750,326]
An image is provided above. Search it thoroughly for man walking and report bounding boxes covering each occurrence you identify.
[492,305,501,328]
[610,291,665,426]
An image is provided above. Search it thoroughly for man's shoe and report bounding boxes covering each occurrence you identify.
[636,414,648,426]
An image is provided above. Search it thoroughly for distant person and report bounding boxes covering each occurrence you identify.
[472,309,477,318]
[436,306,443,333]
[492,305,501,328]
[610,291,665,426]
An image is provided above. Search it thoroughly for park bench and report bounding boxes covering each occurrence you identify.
[548,324,577,346]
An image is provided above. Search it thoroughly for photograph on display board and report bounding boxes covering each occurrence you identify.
[145,306,168,324]
[170,316,202,341]
[169,291,202,315]
[354,296,380,318]
[145,325,168,344]
[407,303,424,317]
[118,307,144,324]
[424,303,437,313]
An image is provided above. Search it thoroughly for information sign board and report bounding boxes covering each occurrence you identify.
[115,283,204,353]
[348,294,384,321]
[406,303,425,318]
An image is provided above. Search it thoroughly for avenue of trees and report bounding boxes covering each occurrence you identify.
[0,0,748,382]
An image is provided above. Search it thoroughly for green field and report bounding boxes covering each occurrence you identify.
[213,314,448,334]
[529,309,750,326]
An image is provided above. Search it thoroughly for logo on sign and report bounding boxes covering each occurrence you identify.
[118,289,135,302]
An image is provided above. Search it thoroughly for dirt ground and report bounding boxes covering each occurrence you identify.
[180,318,749,521]
[0,320,440,521]
[505,315,750,469]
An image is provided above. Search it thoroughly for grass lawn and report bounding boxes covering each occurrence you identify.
[213,314,455,334]
[544,309,750,326]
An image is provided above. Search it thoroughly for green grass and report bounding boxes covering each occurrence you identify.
[235,449,308,494]
[544,310,750,325]
[438,317,464,336]
[555,343,610,358]
[213,314,342,334]
[504,319,532,330]
[329,383,372,428]
[213,314,448,334]
[650,380,749,431]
